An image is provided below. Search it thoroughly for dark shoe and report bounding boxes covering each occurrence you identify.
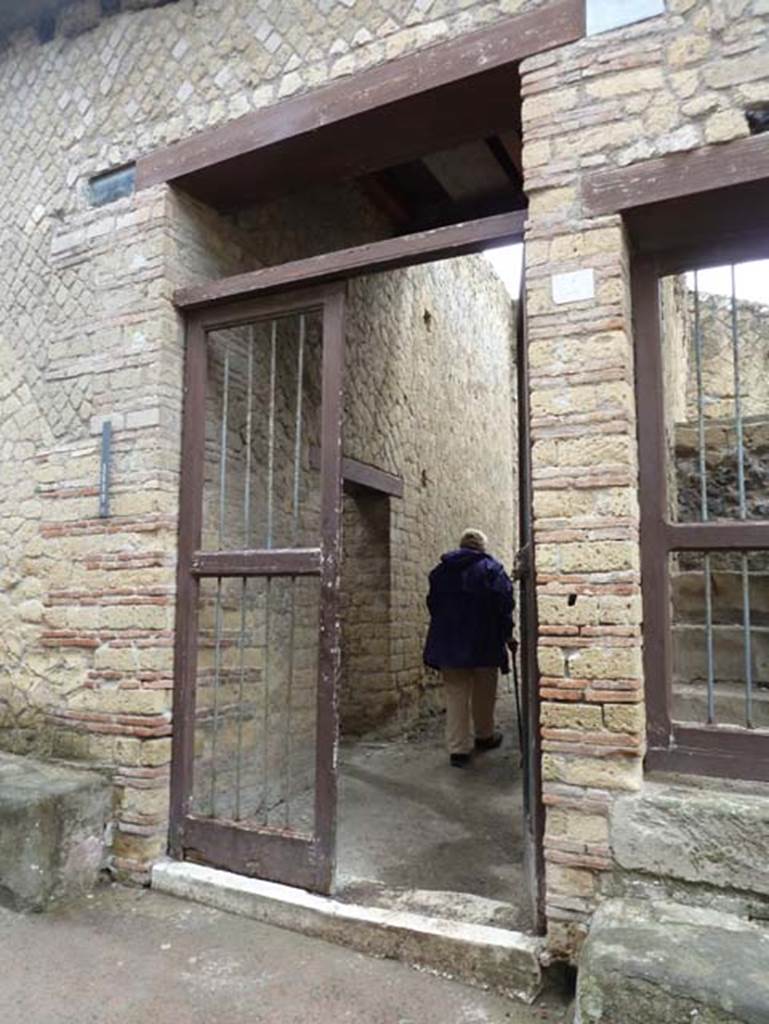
[450,753,471,768]
[475,731,503,752]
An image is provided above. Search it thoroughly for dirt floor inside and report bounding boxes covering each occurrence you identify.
[0,885,569,1024]
[335,686,532,933]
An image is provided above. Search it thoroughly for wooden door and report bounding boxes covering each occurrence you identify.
[170,284,345,893]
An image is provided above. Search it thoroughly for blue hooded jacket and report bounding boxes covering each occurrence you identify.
[423,548,514,674]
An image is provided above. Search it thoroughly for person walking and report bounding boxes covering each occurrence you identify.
[423,529,514,767]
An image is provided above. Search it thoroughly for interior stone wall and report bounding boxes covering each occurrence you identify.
[339,491,392,736]
[342,258,518,737]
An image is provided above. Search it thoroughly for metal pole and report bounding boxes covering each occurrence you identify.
[730,264,754,727]
[284,314,305,826]
[235,331,255,819]
[693,273,716,723]
[210,345,230,816]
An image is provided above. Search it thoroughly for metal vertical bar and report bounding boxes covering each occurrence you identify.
[266,320,277,549]
[235,332,255,820]
[693,273,716,723]
[234,577,248,821]
[730,265,754,727]
[218,348,230,550]
[262,576,271,824]
[262,323,277,820]
[98,420,112,518]
[731,265,748,519]
[292,315,306,547]
[210,344,230,817]
[244,329,255,548]
[284,314,305,825]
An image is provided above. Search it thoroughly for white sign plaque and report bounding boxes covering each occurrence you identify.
[551,268,595,305]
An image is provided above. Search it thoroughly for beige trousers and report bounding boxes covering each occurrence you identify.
[442,667,498,755]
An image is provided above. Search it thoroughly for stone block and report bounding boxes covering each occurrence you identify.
[610,780,769,897]
[568,646,642,681]
[153,860,545,1003]
[577,899,769,1023]
[541,703,604,731]
[543,753,642,791]
[0,753,110,911]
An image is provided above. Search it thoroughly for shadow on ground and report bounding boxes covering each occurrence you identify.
[337,695,532,931]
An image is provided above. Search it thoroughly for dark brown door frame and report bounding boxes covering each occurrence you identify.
[633,252,769,783]
[516,272,545,933]
[582,142,769,783]
[171,283,345,892]
[171,209,547,927]
[149,0,565,919]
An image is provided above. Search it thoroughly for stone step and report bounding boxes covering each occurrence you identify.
[610,778,769,902]
[335,877,527,931]
[152,858,544,1003]
[0,752,110,912]
[672,681,769,729]
[672,570,769,626]
[576,899,769,1023]
[672,624,769,684]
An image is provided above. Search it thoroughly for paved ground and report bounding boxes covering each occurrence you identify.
[337,691,530,929]
[0,885,570,1024]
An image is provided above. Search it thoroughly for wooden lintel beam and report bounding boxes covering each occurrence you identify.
[136,0,584,191]
[309,447,404,499]
[175,210,526,309]
[342,457,404,499]
[583,134,769,216]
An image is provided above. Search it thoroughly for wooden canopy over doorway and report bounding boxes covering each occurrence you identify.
[135,0,585,228]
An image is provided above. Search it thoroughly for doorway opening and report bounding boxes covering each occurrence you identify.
[168,116,542,929]
[332,252,530,932]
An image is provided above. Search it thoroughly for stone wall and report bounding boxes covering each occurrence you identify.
[2,0,769,959]
[342,260,518,737]
[0,0,532,878]
[684,292,769,424]
[520,0,769,958]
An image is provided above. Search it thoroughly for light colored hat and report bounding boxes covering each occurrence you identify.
[459,528,487,552]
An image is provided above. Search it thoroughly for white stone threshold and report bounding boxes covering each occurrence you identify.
[152,859,544,1003]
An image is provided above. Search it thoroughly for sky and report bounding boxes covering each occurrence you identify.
[485,245,769,305]
[686,261,769,304]
[483,243,523,299]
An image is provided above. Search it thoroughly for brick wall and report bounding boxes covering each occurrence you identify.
[3,0,769,954]
[521,0,769,957]
[1,0,535,877]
